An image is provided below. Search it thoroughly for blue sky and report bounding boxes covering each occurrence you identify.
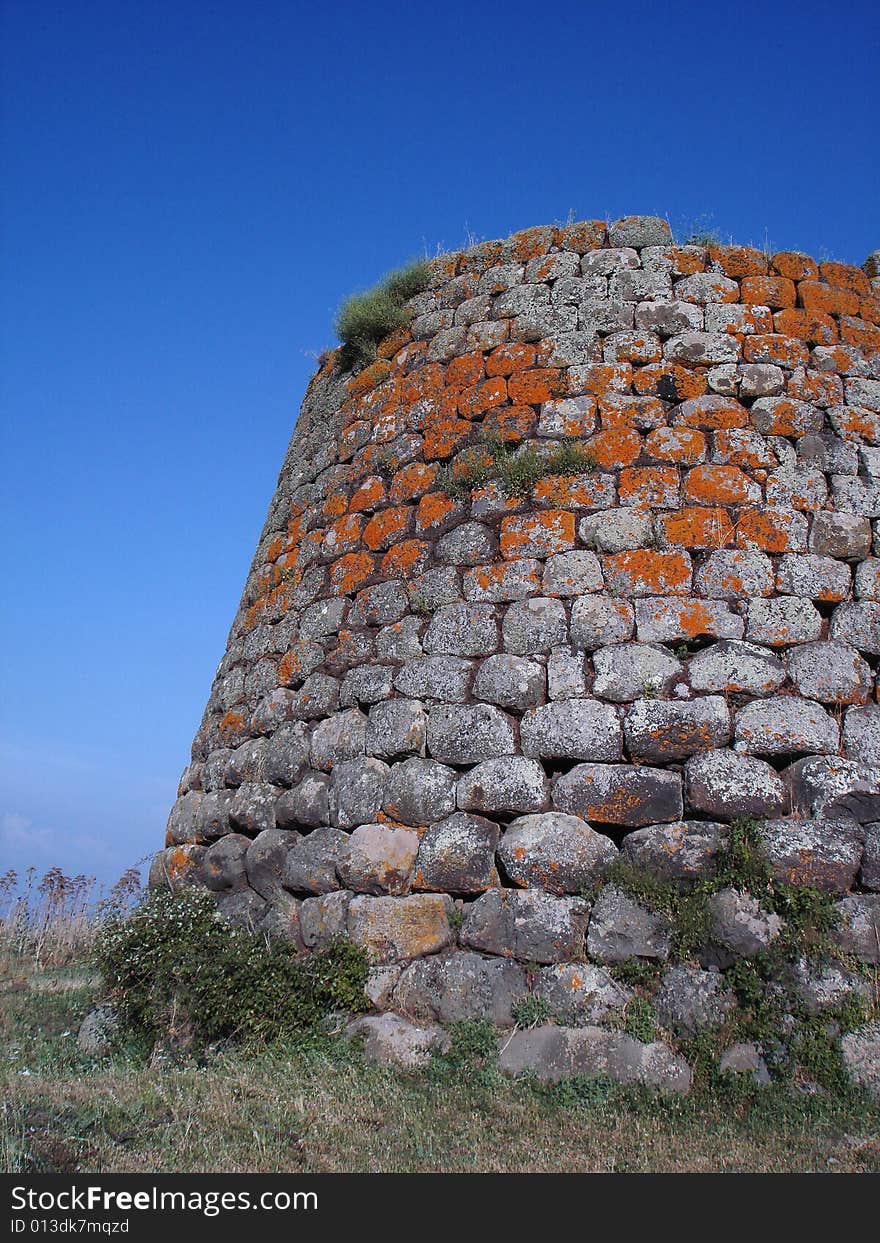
[2,0,878,886]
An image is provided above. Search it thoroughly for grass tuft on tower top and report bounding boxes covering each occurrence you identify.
[336,258,432,372]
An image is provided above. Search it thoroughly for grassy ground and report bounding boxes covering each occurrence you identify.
[3,958,880,1174]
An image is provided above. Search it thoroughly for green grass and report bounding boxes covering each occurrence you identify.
[335,259,431,372]
[3,956,879,1174]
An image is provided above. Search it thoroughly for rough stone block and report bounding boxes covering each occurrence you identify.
[655,966,736,1037]
[383,757,457,826]
[734,697,840,755]
[393,951,529,1025]
[427,704,517,765]
[758,815,864,893]
[412,812,500,894]
[497,1025,692,1093]
[460,889,590,963]
[457,757,550,816]
[473,653,545,709]
[553,763,683,826]
[587,886,671,962]
[347,893,455,963]
[520,699,623,762]
[621,820,728,882]
[498,812,617,894]
[502,597,568,654]
[365,699,427,760]
[624,696,731,762]
[685,749,787,819]
[592,642,683,702]
[535,963,631,1025]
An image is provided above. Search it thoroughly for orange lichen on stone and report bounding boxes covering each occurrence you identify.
[644,426,707,464]
[771,251,819,282]
[736,508,805,553]
[674,399,748,430]
[658,506,734,549]
[322,513,363,556]
[415,491,459,532]
[557,219,607,253]
[633,364,707,401]
[265,535,284,563]
[329,551,375,596]
[424,418,472,460]
[599,394,667,430]
[381,539,431,577]
[499,511,576,557]
[773,308,838,345]
[605,335,663,364]
[485,342,537,377]
[483,404,537,443]
[861,295,880,326]
[788,369,843,408]
[584,428,642,468]
[445,352,485,388]
[742,334,810,368]
[684,465,757,505]
[507,368,566,404]
[510,225,559,262]
[712,429,774,470]
[603,549,692,595]
[458,377,508,418]
[219,711,247,745]
[400,363,445,406]
[740,276,796,308]
[362,505,413,551]
[568,363,632,397]
[708,244,768,278]
[389,462,438,503]
[321,491,350,520]
[533,474,612,508]
[348,357,392,399]
[799,281,861,318]
[350,476,387,512]
[464,559,542,598]
[840,317,880,354]
[820,261,871,297]
[831,406,880,444]
[377,325,413,360]
[618,466,680,507]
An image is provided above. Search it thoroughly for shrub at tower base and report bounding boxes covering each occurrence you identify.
[142,216,880,1095]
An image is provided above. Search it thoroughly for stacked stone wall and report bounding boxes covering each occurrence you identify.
[154,216,880,1084]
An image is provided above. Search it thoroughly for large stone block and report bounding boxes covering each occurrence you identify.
[621,820,728,881]
[520,699,623,762]
[592,642,683,702]
[553,763,683,826]
[587,886,671,962]
[347,893,455,963]
[412,812,500,894]
[383,757,457,826]
[624,696,731,762]
[460,889,590,963]
[497,1025,692,1093]
[685,749,787,819]
[456,757,550,816]
[393,951,528,1025]
[426,704,517,765]
[498,812,617,894]
[337,824,420,896]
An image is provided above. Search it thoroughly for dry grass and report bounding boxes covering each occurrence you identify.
[3,960,879,1175]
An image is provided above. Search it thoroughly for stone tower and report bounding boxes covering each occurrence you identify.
[154,216,880,1074]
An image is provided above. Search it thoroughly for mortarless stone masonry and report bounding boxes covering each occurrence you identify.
[154,217,880,1088]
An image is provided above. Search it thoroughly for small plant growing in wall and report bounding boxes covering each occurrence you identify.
[336,259,432,372]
